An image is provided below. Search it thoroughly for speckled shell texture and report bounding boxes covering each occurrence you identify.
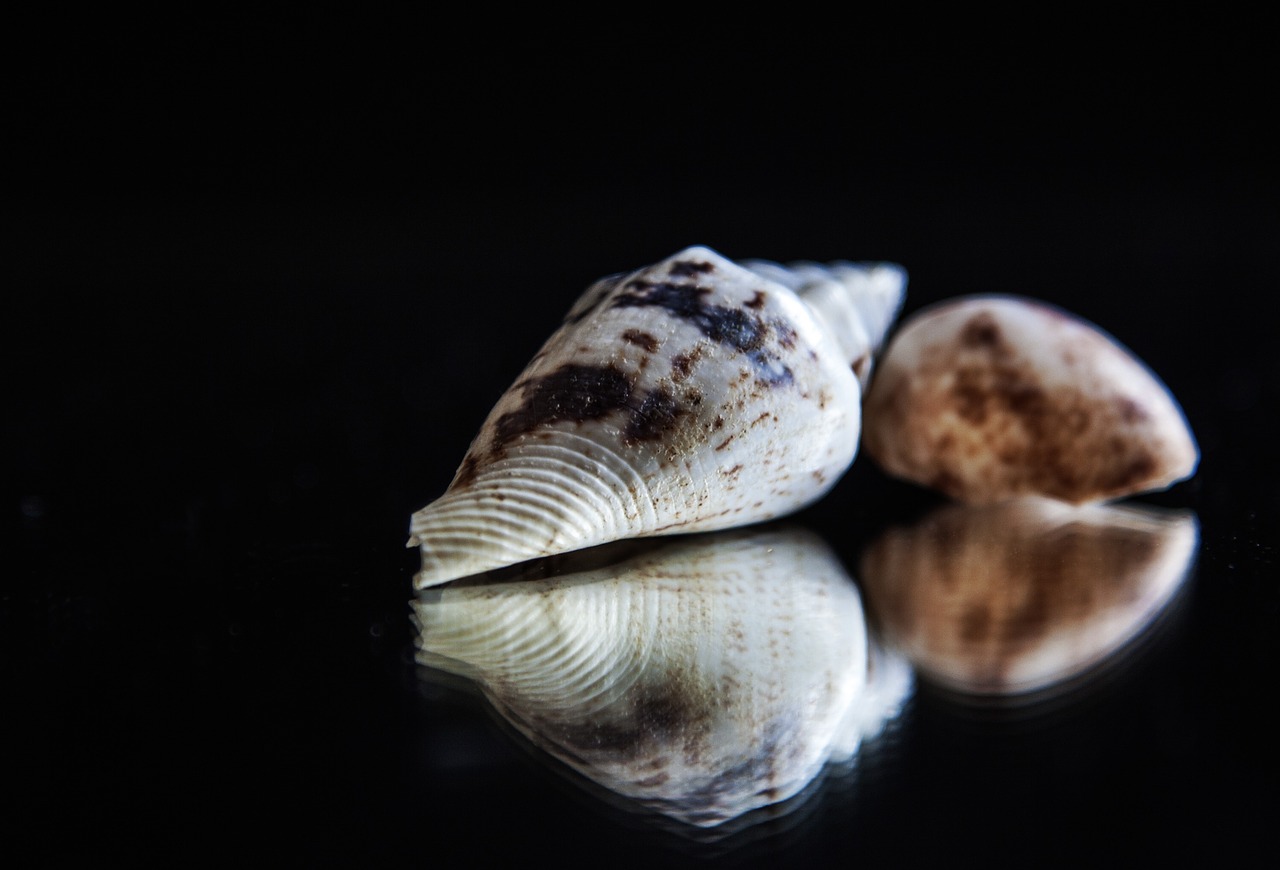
[859,498,1197,695]
[862,296,1199,505]
[413,527,912,828]
[409,246,905,588]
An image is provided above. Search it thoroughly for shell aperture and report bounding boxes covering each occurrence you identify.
[412,526,912,828]
[409,246,907,588]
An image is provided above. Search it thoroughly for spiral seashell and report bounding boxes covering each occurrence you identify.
[862,296,1198,505]
[859,497,1198,696]
[408,246,906,588]
[412,526,912,828]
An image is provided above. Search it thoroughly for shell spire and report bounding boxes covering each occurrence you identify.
[740,258,907,387]
[408,246,906,588]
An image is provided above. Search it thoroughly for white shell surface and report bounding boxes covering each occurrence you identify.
[409,246,906,588]
[413,526,912,828]
[859,498,1198,695]
[862,296,1199,505]
[741,258,906,388]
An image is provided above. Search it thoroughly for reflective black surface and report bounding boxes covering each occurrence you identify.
[7,23,1277,866]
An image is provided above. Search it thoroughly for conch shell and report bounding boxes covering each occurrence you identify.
[859,497,1198,696]
[412,526,912,828]
[409,246,906,588]
[862,296,1198,505]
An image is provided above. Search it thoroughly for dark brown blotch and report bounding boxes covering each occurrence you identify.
[669,259,716,277]
[960,313,1003,348]
[553,676,706,759]
[622,386,686,444]
[621,329,660,352]
[670,346,704,382]
[493,363,635,447]
[453,454,481,489]
[745,290,767,309]
[613,277,793,385]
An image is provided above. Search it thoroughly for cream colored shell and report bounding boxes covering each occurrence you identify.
[862,296,1198,505]
[409,246,906,587]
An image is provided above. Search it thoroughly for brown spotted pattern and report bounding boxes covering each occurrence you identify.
[862,297,1198,505]
[859,498,1197,695]
[411,246,865,588]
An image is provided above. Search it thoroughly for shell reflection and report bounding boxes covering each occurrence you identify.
[859,497,1198,696]
[413,526,911,828]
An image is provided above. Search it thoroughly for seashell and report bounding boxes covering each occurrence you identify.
[408,246,906,588]
[862,295,1198,505]
[412,526,912,828]
[859,497,1198,696]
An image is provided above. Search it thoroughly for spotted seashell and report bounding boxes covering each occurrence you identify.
[862,296,1198,505]
[412,526,912,828]
[859,497,1198,696]
[408,246,906,588]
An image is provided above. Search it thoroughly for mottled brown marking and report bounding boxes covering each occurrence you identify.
[670,351,693,381]
[669,259,715,277]
[553,676,706,759]
[622,386,686,444]
[960,313,1002,348]
[1117,397,1149,424]
[959,604,992,642]
[745,290,767,309]
[453,454,480,489]
[715,435,735,451]
[493,363,634,447]
[711,415,725,430]
[952,369,991,424]
[621,329,660,352]
[613,276,793,385]
[723,464,743,476]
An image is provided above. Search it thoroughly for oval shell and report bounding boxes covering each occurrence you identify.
[862,296,1199,505]
[859,497,1198,695]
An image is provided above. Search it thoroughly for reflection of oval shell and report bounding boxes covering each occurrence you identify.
[413,526,911,827]
[859,497,1198,695]
[409,246,906,588]
[862,296,1198,505]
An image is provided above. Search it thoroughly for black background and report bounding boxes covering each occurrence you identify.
[6,17,1278,867]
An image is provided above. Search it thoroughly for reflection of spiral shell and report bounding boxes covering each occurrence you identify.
[859,498,1198,695]
[408,246,906,588]
[413,526,912,827]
